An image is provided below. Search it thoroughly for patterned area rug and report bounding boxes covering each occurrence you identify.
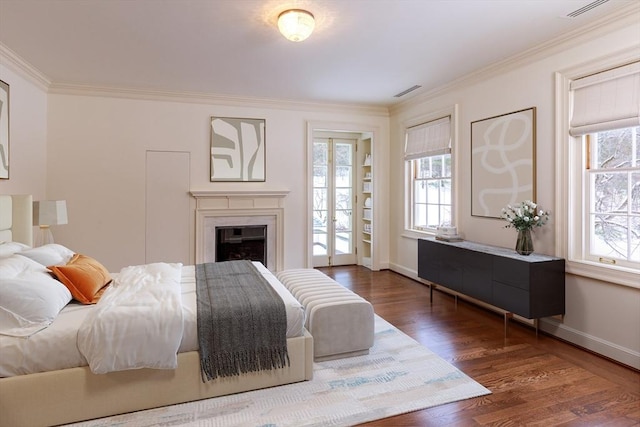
[69,316,490,427]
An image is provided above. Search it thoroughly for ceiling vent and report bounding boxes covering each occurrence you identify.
[566,0,609,18]
[394,85,422,98]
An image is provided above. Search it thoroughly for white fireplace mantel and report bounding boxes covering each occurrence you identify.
[191,190,289,271]
[191,190,290,199]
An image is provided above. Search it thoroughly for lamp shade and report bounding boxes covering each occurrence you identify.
[277,9,315,42]
[33,200,68,226]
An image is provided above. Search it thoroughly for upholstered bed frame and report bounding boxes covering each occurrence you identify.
[0,194,314,427]
[0,194,32,246]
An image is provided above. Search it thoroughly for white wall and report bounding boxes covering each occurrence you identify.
[0,62,48,200]
[388,13,640,368]
[46,93,389,272]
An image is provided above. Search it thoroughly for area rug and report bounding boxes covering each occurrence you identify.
[69,316,491,427]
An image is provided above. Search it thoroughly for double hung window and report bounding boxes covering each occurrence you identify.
[405,116,452,232]
[584,127,639,269]
[561,59,640,284]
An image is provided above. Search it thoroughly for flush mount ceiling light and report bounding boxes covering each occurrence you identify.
[277,9,315,42]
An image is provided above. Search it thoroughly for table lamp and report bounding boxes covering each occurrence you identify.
[33,200,68,246]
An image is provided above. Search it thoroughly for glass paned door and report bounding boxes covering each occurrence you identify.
[313,138,356,267]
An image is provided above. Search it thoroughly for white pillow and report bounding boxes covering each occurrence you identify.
[0,253,47,278]
[17,243,75,266]
[0,255,72,337]
[0,241,30,259]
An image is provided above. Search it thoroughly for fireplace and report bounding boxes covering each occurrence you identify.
[192,190,289,271]
[216,225,267,264]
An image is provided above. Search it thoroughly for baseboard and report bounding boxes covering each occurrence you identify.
[388,264,639,370]
[540,318,640,370]
[375,261,390,271]
[388,263,419,281]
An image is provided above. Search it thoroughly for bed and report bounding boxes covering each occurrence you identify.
[0,194,314,427]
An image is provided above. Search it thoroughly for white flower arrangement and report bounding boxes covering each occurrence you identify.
[501,200,549,231]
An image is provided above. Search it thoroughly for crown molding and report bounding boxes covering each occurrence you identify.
[0,43,51,91]
[0,44,389,116]
[48,82,390,117]
[390,2,640,115]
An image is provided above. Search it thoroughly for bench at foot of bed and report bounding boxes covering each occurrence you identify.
[276,269,375,361]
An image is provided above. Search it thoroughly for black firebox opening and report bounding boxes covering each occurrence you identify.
[215,225,267,265]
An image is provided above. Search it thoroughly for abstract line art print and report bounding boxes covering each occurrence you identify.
[0,79,9,179]
[471,107,536,218]
[210,117,265,182]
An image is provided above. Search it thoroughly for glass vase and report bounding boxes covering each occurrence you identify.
[515,228,534,255]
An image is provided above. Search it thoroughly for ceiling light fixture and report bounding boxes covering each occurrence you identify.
[277,9,315,42]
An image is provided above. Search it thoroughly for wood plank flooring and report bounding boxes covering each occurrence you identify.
[317,266,640,427]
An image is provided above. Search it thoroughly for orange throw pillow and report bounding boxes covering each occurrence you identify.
[49,254,112,304]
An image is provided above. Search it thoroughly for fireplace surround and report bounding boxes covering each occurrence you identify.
[191,190,288,271]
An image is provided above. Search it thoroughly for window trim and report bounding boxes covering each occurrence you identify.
[555,48,640,289]
[403,105,459,237]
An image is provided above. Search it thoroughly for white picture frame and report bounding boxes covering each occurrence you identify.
[471,107,536,218]
[0,79,9,180]
[210,117,266,182]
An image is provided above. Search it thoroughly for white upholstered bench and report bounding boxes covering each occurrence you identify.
[275,269,375,361]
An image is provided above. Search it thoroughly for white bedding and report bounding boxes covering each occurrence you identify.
[78,262,185,374]
[0,262,305,377]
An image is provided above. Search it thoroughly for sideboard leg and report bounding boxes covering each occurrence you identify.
[504,312,514,337]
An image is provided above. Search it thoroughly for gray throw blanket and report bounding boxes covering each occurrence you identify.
[196,260,289,381]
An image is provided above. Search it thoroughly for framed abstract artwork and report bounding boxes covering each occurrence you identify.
[0,79,9,179]
[210,117,265,182]
[471,107,536,218]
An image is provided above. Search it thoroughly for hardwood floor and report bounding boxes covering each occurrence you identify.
[317,265,640,427]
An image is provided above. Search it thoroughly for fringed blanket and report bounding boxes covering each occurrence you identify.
[196,260,289,381]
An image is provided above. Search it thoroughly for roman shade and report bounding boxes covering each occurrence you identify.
[404,116,451,160]
[569,61,640,136]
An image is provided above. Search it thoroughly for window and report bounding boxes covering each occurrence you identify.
[557,56,640,287]
[411,155,451,230]
[405,115,453,232]
[585,127,639,269]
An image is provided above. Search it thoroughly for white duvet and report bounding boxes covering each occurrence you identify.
[77,262,184,374]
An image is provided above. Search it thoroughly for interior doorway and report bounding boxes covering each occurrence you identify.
[308,122,377,269]
[312,134,357,267]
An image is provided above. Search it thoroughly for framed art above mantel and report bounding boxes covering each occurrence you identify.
[471,107,536,218]
[210,117,265,182]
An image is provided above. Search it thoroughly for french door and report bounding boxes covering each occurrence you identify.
[312,137,356,267]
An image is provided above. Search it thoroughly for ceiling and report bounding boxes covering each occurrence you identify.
[0,0,635,108]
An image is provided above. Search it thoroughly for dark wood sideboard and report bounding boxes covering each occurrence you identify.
[418,237,565,322]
